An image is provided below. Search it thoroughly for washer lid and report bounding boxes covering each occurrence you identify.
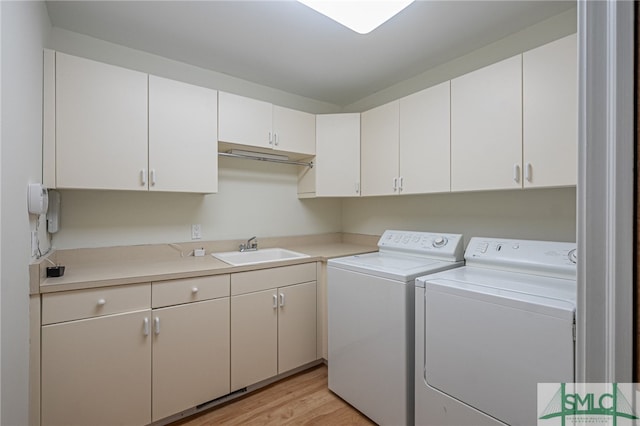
[329,252,463,281]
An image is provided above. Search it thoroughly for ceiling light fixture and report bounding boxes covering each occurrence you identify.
[298,0,415,34]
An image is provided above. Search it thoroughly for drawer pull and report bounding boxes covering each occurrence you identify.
[97,298,106,307]
[191,287,199,294]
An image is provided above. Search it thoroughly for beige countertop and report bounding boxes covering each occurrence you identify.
[34,235,378,294]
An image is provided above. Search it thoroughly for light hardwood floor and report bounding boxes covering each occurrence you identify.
[173,364,375,425]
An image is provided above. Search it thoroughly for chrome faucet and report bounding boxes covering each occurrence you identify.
[239,236,258,252]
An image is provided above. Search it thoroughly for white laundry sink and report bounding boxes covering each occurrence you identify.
[211,248,309,266]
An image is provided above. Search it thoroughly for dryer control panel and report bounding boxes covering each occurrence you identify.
[378,230,464,261]
[465,237,576,279]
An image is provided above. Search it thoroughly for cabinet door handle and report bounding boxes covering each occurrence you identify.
[398,176,404,192]
[274,133,279,146]
[273,294,278,309]
[525,163,532,182]
[150,169,156,186]
[97,298,106,307]
[140,169,147,186]
[279,292,285,307]
[355,182,360,194]
[154,317,160,335]
[393,177,398,192]
[143,317,150,336]
[513,164,521,183]
[268,132,273,145]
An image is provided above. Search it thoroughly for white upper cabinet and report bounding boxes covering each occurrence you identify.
[218,92,315,156]
[361,82,451,197]
[361,100,400,196]
[51,53,218,193]
[55,52,148,191]
[273,105,316,155]
[399,81,451,194]
[451,55,523,192]
[299,113,360,197]
[149,75,218,193]
[218,91,272,149]
[523,33,577,188]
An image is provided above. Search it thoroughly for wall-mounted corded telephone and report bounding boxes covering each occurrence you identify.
[28,183,48,215]
[27,183,60,233]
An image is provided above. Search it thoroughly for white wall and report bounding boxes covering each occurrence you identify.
[0,2,51,425]
[52,157,342,249]
[343,188,577,244]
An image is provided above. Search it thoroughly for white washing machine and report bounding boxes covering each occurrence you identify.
[328,230,464,426]
[415,237,577,426]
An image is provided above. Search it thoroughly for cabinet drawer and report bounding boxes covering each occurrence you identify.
[152,274,230,308]
[42,283,151,325]
[231,263,316,296]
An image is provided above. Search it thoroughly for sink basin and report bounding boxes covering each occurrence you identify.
[211,248,309,266]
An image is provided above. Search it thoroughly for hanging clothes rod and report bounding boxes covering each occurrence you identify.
[219,151,314,168]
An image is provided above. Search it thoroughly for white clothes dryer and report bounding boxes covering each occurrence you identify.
[328,230,464,426]
[415,237,577,426]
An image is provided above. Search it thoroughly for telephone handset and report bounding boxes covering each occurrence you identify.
[28,183,48,215]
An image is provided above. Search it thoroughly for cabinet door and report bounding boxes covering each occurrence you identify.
[149,76,218,193]
[218,92,272,149]
[361,100,400,196]
[56,53,148,190]
[152,298,230,422]
[523,34,577,188]
[315,113,361,197]
[41,310,152,426]
[451,55,522,191]
[272,105,316,155]
[230,289,277,391]
[399,81,451,194]
[278,281,317,373]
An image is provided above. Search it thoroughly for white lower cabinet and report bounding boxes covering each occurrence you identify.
[41,309,152,426]
[230,289,278,390]
[40,277,231,426]
[151,298,230,422]
[277,281,317,372]
[39,265,318,425]
[230,263,317,391]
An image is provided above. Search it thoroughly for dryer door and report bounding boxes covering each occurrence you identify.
[425,279,574,426]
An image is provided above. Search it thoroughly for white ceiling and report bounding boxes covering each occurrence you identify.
[45,0,575,107]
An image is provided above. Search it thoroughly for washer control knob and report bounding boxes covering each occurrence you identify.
[568,249,577,264]
[433,236,448,248]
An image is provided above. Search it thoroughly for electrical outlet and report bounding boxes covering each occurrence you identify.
[191,224,202,240]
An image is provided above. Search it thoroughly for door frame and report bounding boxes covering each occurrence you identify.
[576,0,635,382]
